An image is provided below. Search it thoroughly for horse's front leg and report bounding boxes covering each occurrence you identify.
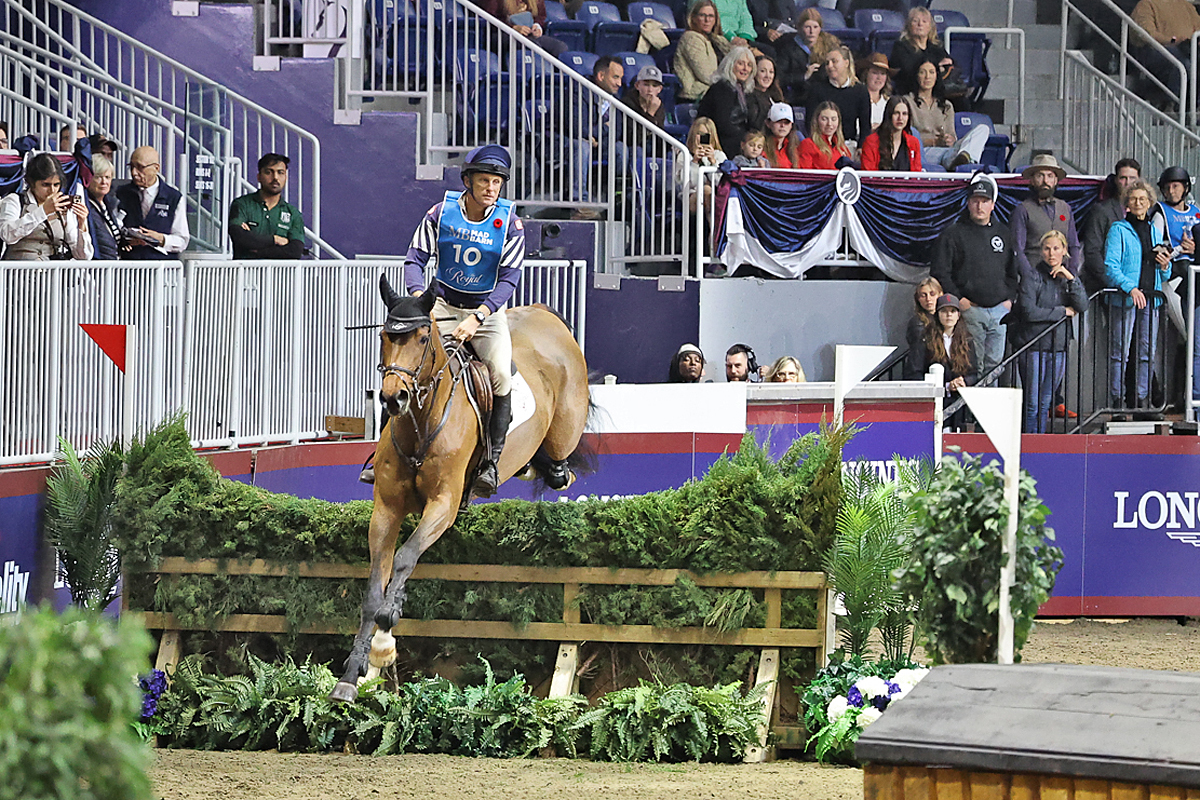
[374,492,460,630]
[330,500,405,703]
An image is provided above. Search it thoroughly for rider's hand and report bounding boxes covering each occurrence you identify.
[453,311,485,342]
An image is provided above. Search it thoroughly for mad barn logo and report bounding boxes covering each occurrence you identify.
[1114,491,1200,547]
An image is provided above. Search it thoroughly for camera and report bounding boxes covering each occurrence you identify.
[699,133,711,145]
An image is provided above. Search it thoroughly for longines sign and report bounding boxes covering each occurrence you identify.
[1114,491,1200,546]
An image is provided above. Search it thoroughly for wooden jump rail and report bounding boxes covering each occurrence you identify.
[138,558,837,761]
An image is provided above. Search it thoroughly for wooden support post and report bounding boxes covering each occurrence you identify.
[548,643,579,698]
[816,585,837,667]
[155,629,182,677]
[743,647,779,763]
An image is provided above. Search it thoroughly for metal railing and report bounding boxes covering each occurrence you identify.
[1061,0,1187,127]
[1061,51,1200,178]
[0,258,587,463]
[1,0,330,254]
[944,27,1025,141]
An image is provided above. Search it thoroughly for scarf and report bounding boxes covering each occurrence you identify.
[1126,211,1157,293]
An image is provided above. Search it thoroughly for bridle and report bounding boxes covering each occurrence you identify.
[377,324,468,473]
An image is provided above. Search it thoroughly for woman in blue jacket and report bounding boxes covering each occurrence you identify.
[1104,180,1172,414]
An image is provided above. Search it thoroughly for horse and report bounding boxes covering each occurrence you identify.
[329,275,591,702]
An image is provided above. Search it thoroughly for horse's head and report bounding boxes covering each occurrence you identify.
[378,274,437,417]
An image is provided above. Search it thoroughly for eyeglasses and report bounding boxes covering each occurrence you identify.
[128,163,159,172]
[695,12,715,18]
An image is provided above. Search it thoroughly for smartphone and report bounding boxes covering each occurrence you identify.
[699,133,711,145]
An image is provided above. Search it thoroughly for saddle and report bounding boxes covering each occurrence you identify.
[443,337,498,506]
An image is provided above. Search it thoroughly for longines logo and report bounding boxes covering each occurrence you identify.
[1114,491,1200,547]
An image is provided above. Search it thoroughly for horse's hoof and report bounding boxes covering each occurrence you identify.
[374,607,400,630]
[329,681,359,704]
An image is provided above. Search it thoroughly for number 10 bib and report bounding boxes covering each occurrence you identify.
[435,191,514,294]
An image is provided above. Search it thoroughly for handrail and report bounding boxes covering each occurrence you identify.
[1060,0,1187,126]
[943,26,1025,141]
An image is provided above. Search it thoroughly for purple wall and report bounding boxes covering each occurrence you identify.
[67,0,460,257]
[585,277,701,384]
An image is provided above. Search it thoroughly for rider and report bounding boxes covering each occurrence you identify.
[400,144,525,497]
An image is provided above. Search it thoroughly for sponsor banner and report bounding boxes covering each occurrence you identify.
[0,493,39,615]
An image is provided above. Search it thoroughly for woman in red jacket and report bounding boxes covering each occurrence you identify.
[797,101,853,170]
[763,102,802,169]
[860,96,922,172]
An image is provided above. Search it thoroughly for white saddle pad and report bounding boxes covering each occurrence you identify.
[508,369,535,435]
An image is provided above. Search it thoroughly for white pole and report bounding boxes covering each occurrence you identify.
[998,455,1020,664]
[122,324,138,449]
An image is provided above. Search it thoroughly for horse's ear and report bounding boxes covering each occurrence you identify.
[417,286,436,315]
[379,273,403,309]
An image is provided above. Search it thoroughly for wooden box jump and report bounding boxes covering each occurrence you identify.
[856,663,1200,799]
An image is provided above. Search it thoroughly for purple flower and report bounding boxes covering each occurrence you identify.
[887,681,902,696]
[141,696,158,720]
[847,686,864,708]
[871,694,890,711]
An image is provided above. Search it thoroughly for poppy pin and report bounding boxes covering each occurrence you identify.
[1059,214,1066,221]
[494,219,503,228]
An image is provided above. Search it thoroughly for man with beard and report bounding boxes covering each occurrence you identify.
[228,154,306,259]
[1011,154,1084,282]
[725,343,761,382]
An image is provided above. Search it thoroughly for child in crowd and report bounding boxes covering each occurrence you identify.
[734,130,770,168]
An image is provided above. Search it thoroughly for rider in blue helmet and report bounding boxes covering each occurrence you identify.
[386,144,524,497]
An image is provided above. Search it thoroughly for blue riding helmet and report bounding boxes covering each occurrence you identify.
[462,144,511,182]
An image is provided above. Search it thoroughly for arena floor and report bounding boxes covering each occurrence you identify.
[151,618,1200,800]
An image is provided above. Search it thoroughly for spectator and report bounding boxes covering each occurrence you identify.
[592,55,625,97]
[859,95,921,171]
[917,294,979,420]
[905,60,987,170]
[1152,166,1198,273]
[480,0,568,57]
[890,7,953,98]
[114,145,190,259]
[1010,154,1084,281]
[775,8,839,101]
[748,0,798,48]
[903,276,944,379]
[1082,157,1141,295]
[228,153,306,259]
[0,152,92,261]
[1104,179,1172,416]
[697,46,757,154]
[763,102,802,168]
[765,355,806,381]
[747,55,785,131]
[713,0,758,48]
[668,343,706,382]
[805,46,872,148]
[797,101,853,170]
[0,122,8,150]
[1130,0,1200,102]
[88,133,120,163]
[1008,230,1089,432]
[85,153,121,261]
[860,53,895,131]
[57,123,86,153]
[674,0,732,103]
[621,66,667,130]
[675,116,727,212]
[929,174,1019,379]
[725,343,762,381]
[733,129,770,168]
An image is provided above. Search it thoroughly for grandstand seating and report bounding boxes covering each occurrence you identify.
[0,154,23,197]
[547,19,589,51]
[593,21,642,56]
[575,1,622,31]
[614,51,657,83]
[931,9,970,31]
[545,0,570,20]
[815,8,847,28]
[627,1,679,29]
[953,112,1013,172]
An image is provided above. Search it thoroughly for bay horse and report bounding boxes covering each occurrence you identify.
[329,275,591,702]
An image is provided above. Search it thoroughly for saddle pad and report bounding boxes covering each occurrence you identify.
[508,370,535,435]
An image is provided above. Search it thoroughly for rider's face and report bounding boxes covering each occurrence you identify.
[468,173,505,206]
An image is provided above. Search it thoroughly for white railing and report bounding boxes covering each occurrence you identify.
[1188,263,1198,423]
[944,27,1025,141]
[1060,0,1187,127]
[0,258,586,463]
[1,0,329,253]
[1061,50,1200,177]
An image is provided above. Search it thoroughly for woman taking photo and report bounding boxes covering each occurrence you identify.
[905,59,987,169]
[746,55,785,132]
[859,95,921,171]
[890,6,953,98]
[0,153,92,261]
[1104,179,1172,416]
[674,116,727,212]
[763,102,802,168]
[804,45,872,147]
[796,101,853,170]
[697,46,757,154]
[1009,230,1088,433]
[86,153,121,260]
[674,0,732,102]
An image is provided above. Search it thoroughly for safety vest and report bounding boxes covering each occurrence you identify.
[435,191,513,295]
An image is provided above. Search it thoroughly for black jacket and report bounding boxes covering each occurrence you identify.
[890,38,952,97]
[697,80,750,155]
[1006,260,1089,352]
[804,80,872,144]
[929,217,1020,309]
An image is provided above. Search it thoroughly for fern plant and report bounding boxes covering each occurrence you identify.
[824,459,930,661]
[43,435,125,610]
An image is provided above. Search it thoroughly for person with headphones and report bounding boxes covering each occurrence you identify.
[399,144,525,497]
[725,343,761,382]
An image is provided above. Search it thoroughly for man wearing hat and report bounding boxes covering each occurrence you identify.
[930,173,1020,380]
[1011,153,1084,281]
[621,65,667,131]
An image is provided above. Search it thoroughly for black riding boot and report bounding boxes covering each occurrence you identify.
[474,392,511,497]
[359,406,391,484]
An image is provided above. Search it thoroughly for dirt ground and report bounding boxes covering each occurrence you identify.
[151,618,1200,800]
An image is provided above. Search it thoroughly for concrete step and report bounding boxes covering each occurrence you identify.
[991,72,1058,102]
[955,0,1035,26]
[987,46,1060,77]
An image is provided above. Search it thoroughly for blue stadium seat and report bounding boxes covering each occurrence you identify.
[575,1,622,30]
[981,135,1014,172]
[626,1,678,27]
[953,162,987,172]
[369,0,416,32]
[378,18,429,81]
[870,29,901,54]
[593,21,642,56]
[673,101,697,125]
[953,111,992,138]
[545,0,569,21]
[947,33,991,104]
[816,8,846,28]
[614,51,657,85]
[853,9,905,37]
[931,9,970,32]
[664,123,689,141]
[560,49,599,77]
[0,154,24,197]
[455,48,510,133]
[823,26,867,54]
[922,163,946,172]
[653,37,679,74]
[547,19,589,51]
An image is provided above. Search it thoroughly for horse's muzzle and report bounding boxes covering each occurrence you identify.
[381,388,409,417]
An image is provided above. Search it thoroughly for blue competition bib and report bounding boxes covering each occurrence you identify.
[435,191,513,294]
[1158,201,1200,252]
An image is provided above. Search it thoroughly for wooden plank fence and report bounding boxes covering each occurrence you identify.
[137,558,837,760]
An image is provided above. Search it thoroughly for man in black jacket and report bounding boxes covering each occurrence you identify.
[929,174,1020,380]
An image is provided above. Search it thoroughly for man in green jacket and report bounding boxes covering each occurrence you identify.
[228,153,306,259]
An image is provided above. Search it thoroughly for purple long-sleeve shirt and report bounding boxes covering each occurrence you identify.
[403,196,525,313]
[1011,196,1084,279]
